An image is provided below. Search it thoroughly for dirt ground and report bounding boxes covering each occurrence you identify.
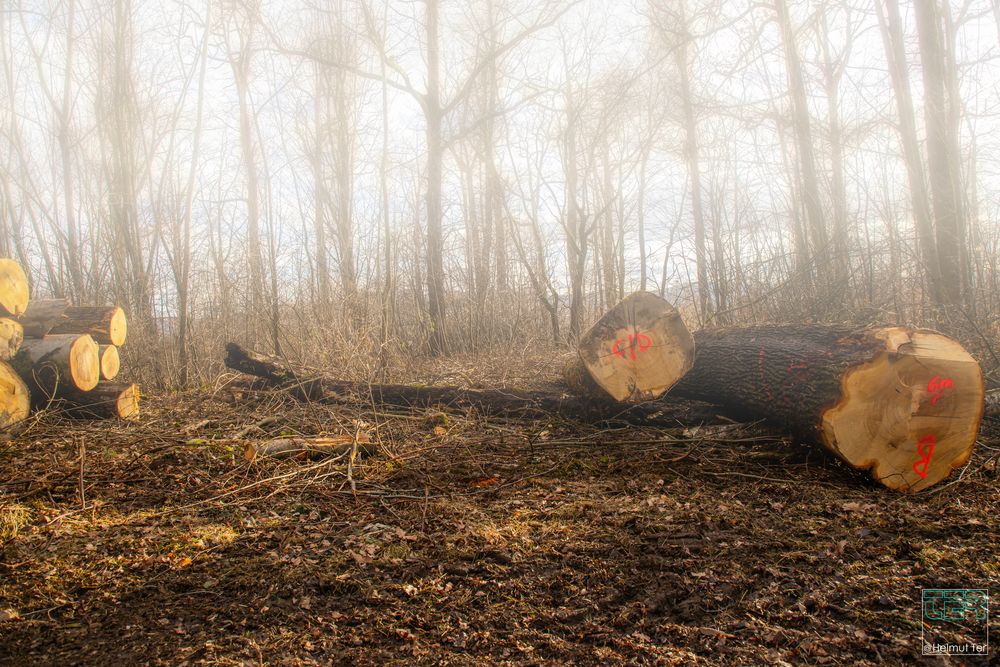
[1,353,997,666]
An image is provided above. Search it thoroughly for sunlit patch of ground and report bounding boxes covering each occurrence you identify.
[1,360,997,665]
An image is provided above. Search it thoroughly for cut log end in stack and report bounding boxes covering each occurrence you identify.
[0,258,137,430]
[0,258,29,317]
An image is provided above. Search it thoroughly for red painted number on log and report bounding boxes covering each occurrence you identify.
[612,332,652,361]
[926,376,954,405]
[913,434,935,479]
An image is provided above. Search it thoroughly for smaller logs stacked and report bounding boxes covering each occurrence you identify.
[0,258,139,433]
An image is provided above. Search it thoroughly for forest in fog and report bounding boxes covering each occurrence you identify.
[1,0,999,386]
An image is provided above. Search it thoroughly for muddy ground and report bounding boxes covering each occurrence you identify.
[1,353,997,665]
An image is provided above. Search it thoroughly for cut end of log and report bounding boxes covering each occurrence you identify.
[572,291,695,402]
[107,307,127,346]
[0,360,30,431]
[58,382,140,420]
[115,383,140,420]
[0,318,24,360]
[0,259,29,317]
[70,335,101,392]
[99,345,121,381]
[821,327,984,492]
[50,306,128,346]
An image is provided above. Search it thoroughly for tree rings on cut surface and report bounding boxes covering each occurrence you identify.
[50,306,127,346]
[821,327,983,492]
[0,361,30,431]
[99,345,120,381]
[12,335,101,394]
[570,291,695,402]
[0,259,29,317]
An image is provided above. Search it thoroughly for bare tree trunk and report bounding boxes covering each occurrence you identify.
[425,0,447,355]
[564,86,586,342]
[774,0,828,276]
[876,0,941,306]
[672,3,709,322]
[312,62,331,310]
[818,7,850,282]
[174,0,211,386]
[913,0,964,307]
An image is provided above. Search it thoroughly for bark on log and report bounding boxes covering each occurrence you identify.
[19,298,70,338]
[986,390,999,418]
[670,325,983,492]
[563,291,695,402]
[223,343,723,428]
[10,334,101,396]
[99,345,120,380]
[0,318,23,360]
[244,434,375,462]
[49,306,127,346]
[0,259,29,317]
[0,360,30,432]
[58,383,140,420]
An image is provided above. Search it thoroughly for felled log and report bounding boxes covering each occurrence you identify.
[0,360,30,432]
[0,318,23,360]
[223,343,724,428]
[10,334,101,397]
[19,298,70,338]
[563,291,695,402]
[99,345,120,380]
[0,258,29,317]
[669,325,983,492]
[244,434,375,462]
[58,382,139,420]
[49,306,127,346]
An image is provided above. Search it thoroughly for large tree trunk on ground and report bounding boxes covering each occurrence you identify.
[57,382,139,420]
[563,291,695,402]
[19,298,70,338]
[223,343,723,428]
[670,325,983,492]
[48,306,127,346]
[10,334,101,396]
[0,318,23,359]
[0,258,29,317]
[0,360,30,431]
[99,345,120,380]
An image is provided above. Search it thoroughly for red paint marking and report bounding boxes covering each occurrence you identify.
[612,332,652,361]
[913,434,935,479]
[786,361,810,384]
[926,376,954,405]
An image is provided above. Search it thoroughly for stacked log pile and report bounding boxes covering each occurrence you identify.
[226,291,986,493]
[0,257,139,432]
